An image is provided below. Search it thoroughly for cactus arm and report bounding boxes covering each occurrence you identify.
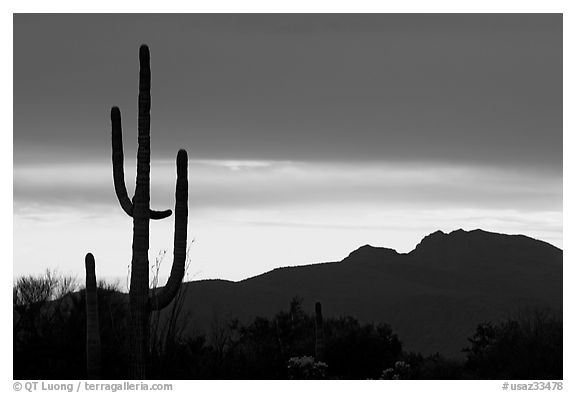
[111,106,135,215]
[150,149,188,311]
[111,106,172,220]
[149,209,172,219]
[85,253,101,379]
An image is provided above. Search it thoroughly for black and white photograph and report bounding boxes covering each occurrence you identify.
[12,12,564,381]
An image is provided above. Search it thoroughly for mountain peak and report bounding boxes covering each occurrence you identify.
[342,244,399,263]
[408,228,561,264]
[413,228,494,249]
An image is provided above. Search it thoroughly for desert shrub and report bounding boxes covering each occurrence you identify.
[148,335,209,379]
[220,298,402,379]
[464,308,562,379]
[324,316,402,379]
[202,297,310,379]
[398,352,467,379]
[381,360,412,379]
[287,356,328,379]
[13,271,128,379]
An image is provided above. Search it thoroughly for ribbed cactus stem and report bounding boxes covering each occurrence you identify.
[110,44,189,379]
[111,58,172,221]
[129,43,153,379]
[85,253,101,379]
[315,301,325,362]
[150,149,188,310]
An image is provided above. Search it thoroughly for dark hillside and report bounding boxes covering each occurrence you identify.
[170,229,561,358]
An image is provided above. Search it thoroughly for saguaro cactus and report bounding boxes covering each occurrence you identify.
[315,301,325,362]
[85,253,101,379]
[111,44,188,379]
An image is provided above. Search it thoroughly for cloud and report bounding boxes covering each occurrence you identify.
[188,159,279,171]
[14,159,561,219]
[14,14,561,171]
[13,158,562,281]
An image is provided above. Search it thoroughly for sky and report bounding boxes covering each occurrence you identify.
[13,13,562,284]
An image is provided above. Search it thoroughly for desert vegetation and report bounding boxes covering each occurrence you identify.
[104,44,189,379]
[13,270,562,380]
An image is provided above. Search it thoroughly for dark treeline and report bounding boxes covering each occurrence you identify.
[13,272,562,380]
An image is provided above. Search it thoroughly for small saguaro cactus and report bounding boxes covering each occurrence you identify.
[85,253,101,379]
[315,301,325,362]
[110,44,189,379]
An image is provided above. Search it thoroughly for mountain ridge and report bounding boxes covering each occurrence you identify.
[189,228,561,284]
[158,228,561,358]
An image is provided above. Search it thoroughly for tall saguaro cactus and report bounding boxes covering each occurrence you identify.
[111,44,188,379]
[85,253,101,379]
[315,301,325,362]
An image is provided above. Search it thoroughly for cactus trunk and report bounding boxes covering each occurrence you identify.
[128,44,153,380]
[110,44,189,379]
[315,301,325,362]
[85,253,101,379]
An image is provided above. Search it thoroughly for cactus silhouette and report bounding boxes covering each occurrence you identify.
[85,253,101,379]
[110,44,189,379]
[315,301,325,362]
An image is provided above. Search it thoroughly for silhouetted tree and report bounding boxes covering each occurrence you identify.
[324,317,402,379]
[464,309,562,379]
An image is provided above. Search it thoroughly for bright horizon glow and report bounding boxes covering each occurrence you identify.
[13,158,562,285]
